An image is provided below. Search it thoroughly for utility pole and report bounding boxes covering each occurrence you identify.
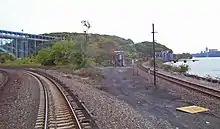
[152,23,157,86]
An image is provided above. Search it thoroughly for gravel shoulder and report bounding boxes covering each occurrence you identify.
[44,69,165,129]
[0,69,40,129]
[137,65,220,129]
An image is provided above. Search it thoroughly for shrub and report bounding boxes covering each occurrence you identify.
[36,48,52,63]
[179,64,189,73]
[172,64,189,73]
[41,58,55,66]
[2,39,100,68]
[149,59,164,67]
[162,64,173,71]
[0,52,16,63]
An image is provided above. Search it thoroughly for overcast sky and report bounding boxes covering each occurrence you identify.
[0,0,219,53]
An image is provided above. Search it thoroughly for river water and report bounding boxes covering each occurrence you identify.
[172,57,220,78]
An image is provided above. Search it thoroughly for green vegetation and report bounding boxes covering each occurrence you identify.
[149,59,164,68]
[35,40,92,69]
[1,32,174,70]
[150,59,189,73]
[174,64,190,73]
[43,32,172,59]
[43,33,138,61]
[161,64,173,71]
[0,40,89,69]
[135,41,173,57]
[0,52,16,63]
[165,64,189,73]
[174,53,192,59]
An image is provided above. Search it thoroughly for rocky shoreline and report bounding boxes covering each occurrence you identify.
[184,73,220,84]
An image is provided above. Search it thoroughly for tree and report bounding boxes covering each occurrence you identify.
[174,53,192,59]
[134,41,173,57]
[51,40,76,65]
[40,32,173,65]
[36,48,54,65]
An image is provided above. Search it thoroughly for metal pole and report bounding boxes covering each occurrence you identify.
[132,59,134,76]
[23,40,25,58]
[34,39,37,54]
[27,38,29,57]
[11,39,13,54]
[152,23,156,86]
[42,39,43,49]
[15,39,18,57]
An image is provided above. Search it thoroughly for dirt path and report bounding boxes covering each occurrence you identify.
[101,66,220,129]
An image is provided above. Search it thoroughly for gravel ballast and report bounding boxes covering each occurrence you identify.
[44,69,168,129]
[0,70,39,129]
[137,66,220,128]
[139,65,220,116]
[43,66,220,129]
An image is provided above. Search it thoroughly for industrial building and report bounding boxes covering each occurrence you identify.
[156,50,173,62]
[192,47,220,57]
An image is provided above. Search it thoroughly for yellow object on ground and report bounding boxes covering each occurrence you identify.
[176,105,209,114]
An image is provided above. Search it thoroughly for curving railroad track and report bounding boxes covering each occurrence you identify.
[0,69,9,88]
[27,70,99,129]
[138,63,220,99]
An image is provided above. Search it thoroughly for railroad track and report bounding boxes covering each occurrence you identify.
[27,70,99,129]
[0,69,9,88]
[138,64,220,99]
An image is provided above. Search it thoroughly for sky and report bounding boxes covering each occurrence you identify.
[0,0,219,53]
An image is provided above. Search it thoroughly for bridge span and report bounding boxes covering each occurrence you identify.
[0,29,63,58]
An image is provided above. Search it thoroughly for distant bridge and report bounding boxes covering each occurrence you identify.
[0,29,63,58]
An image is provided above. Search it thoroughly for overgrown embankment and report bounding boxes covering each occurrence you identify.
[0,33,176,79]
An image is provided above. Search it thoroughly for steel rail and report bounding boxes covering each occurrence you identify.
[44,73,82,129]
[28,70,99,129]
[26,71,49,129]
[27,69,99,129]
[0,70,9,87]
[138,64,220,99]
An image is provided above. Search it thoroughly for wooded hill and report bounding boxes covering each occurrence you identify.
[43,32,173,60]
